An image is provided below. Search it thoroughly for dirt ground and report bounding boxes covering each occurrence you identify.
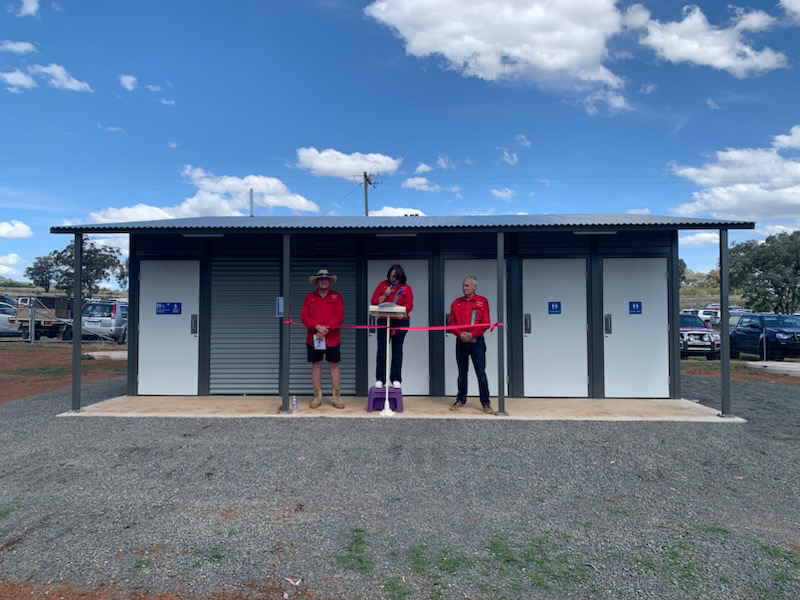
[0,339,127,405]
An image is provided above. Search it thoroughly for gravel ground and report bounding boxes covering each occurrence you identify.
[0,376,798,600]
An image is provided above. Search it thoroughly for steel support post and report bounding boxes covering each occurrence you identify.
[279,234,291,412]
[71,233,83,412]
[719,229,732,417]
[496,232,507,415]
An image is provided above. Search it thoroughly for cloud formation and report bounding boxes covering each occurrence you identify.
[88,165,318,224]
[414,162,432,174]
[490,188,516,201]
[119,74,137,91]
[498,148,519,166]
[0,69,37,93]
[29,64,93,91]
[296,147,402,180]
[16,0,39,18]
[626,4,787,79]
[680,232,719,246]
[368,206,426,216]
[515,134,531,149]
[672,124,800,219]
[626,208,651,215]
[0,220,34,238]
[402,177,440,192]
[0,40,37,53]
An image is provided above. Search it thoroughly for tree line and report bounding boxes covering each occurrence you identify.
[24,239,128,296]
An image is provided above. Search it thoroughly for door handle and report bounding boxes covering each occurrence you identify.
[190,313,198,335]
[523,313,531,335]
[604,314,612,335]
[368,314,376,336]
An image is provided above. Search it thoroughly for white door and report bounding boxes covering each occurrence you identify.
[603,258,669,398]
[523,259,588,397]
[444,260,501,397]
[138,260,200,395]
[368,260,429,394]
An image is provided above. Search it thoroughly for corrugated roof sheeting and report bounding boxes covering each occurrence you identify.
[51,214,754,234]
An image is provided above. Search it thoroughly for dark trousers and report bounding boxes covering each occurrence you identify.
[455,336,490,405]
[376,318,409,383]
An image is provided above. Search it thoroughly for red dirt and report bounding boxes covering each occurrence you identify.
[0,341,127,405]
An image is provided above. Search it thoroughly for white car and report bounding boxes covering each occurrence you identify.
[0,302,21,336]
[697,309,720,325]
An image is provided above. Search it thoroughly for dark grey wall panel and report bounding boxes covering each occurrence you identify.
[516,232,591,255]
[597,231,672,255]
[440,232,497,256]
[363,233,434,256]
[209,258,281,394]
[135,235,205,256]
[289,258,357,395]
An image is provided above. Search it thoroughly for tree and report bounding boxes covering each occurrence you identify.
[729,231,800,313]
[116,258,129,291]
[52,239,122,297]
[24,255,59,292]
[678,258,687,285]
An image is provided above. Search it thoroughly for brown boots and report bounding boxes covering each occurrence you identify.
[332,387,344,409]
[309,387,344,409]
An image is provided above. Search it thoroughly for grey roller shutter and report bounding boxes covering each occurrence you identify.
[209,258,280,394]
[289,258,357,395]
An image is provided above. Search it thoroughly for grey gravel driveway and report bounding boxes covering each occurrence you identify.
[0,376,798,599]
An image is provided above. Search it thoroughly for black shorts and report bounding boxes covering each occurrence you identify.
[307,344,341,363]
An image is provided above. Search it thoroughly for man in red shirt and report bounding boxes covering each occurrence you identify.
[301,269,344,409]
[447,275,493,414]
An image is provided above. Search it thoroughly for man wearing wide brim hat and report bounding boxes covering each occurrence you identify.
[301,269,345,409]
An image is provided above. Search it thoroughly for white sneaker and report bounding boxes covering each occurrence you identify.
[374,380,383,388]
[392,381,401,388]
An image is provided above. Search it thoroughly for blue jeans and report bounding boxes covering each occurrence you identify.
[455,336,490,405]
[376,318,409,383]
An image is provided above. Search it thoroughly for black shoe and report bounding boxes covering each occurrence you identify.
[450,401,465,411]
[482,404,494,415]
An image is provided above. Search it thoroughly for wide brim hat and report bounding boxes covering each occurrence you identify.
[309,268,337,285]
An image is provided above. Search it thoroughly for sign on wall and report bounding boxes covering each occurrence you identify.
[629,301,642,315]
[156,302,182,315]
[548,301,562,315]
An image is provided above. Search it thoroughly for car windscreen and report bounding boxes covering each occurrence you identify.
[763,316,800,328]
[82,303,113,318]
[680,315,705,328]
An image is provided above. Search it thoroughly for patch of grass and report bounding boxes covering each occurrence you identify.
[11,365,70,377]
[193,545,224,565]
[0,503,19,518]
[693,523,731,535]
[719,575,732,584]
[336,528,374,574]
[605,505,631,516]
[760,543,800,567]
[487,533,519,565]
[408,543,428,574]
[132,558,150,570]
[433,547,473,574]
[382,576,411,600]
[772,571,793,584]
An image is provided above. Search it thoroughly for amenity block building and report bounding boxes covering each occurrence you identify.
[52,214,754,412]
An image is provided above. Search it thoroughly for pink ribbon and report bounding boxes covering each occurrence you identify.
[283,318,504,333]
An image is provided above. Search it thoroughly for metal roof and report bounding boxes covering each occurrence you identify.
[51,214,754,235]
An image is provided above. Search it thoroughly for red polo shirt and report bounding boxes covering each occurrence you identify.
[448,294,490,337]
[301,289,344,346]
[370,281,414,317]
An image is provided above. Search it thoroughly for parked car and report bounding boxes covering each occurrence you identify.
[680,314,721,360]
[697,309,720,325]
[729,313,800,361]
[80,299,128,344]
[0,293,17,307]
[0,302,22,336]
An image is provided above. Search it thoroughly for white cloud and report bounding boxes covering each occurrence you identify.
[368,206,426,216]
[680,232,719,246]
[167,141,178,149]
[296,147,402,180]
[118,74,137,91]
[51,1,62,11]
[402,177,440,192]
[92,234,130,259]
[0,40,37,53]
[0,220,33,238]
[436,154,454,170]
[627,4,787,79]
[515,133,531,149]
[756,223,799,237]
[639,83,656,94]
[447,185,462,198]
[463,155,474,165]
[672,124,800,219]
[498,148,519,166]
[626,208,651,215]
[146,84,162,92]
[28,64,92,92]
[89,165,318,223]
[780,0,800,21]
[1,68,37,93]
[706,98,720,110]
[159,98,175,106]
[365,0,625,111]
[414,162,432,174]
[16,0,38,17]
[0,253,21,266]
[490,187,516,201]
[97,123,123,133]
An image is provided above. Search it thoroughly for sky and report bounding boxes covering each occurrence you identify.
[1,0,800,284]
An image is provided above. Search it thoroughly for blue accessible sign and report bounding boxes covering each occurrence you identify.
[629,301,643,315]
[156,302,182,315]
[548,301,562,315]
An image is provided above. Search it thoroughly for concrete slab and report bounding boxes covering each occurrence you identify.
[59,394,744,422]
[86,351,127,361]
[746,360,800,378]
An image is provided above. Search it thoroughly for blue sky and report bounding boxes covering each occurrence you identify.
[1,0,799,283]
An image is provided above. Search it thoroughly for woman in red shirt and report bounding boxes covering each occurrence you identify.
[370,264,413,388]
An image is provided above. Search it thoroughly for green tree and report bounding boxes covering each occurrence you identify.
[678,258,687,285]
[729,231,800,313]
[24,255,58,292]
[116,258,129,291]
[52,239,122,297]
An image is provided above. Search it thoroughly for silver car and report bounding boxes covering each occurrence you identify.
[81,300,128,344]
[0,302,21,336]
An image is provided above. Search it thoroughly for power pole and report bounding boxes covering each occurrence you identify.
[363,171,372,216]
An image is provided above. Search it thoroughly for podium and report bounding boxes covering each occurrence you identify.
[368,303,407,416]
